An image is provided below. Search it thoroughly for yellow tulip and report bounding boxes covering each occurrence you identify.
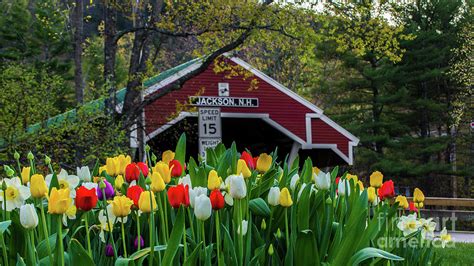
[162,150,175,165]
[30,174,48,199]
[237,159,252,178]
[98,165,107,175]
[115,175,125,190]
[106,157,120,176]
[207,170,221,190]
[367,187,376,203]
[154,162,172,184]
[312,167,320,175]
[357,180,364,190]
[346,174,359,183]
[111,196,133,217]
[138,191,157,213]
[370,171,383,188]
[117,155,131,175]
[150,172,166,192]
[256,153,272,173]
[413,188,425,208]
[395,195,409,209]
[279,187,293,207]
[21,167,31,185]
[48,188,72,214]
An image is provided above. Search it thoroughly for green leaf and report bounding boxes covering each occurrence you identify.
[249,198,270,217]
[36,229,69,259]
[129,245,167,260]
[0,220,11,233]
[162,206,185,265]
[183,242,202,266]
[295,230,319,266]
[175,133,187,166]
[48,172,59,192]
[16,254,26,266]
[114,258,136,266]
[348,247,404,265]
[68,239,94,266]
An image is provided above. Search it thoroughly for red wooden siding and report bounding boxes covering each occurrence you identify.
[311,118,351,156]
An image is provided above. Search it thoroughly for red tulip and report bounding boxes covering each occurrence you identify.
[167,184,189,208]
[209,189,225,210]
[335,177,340,185]
[125,163,140,183]
[240,151,255,169]
[409,201,418,213]
[169,159,183,177]
[378,180,395,200]
[75,186,98,211]
[127,185,144,207]
[137,162,149,177]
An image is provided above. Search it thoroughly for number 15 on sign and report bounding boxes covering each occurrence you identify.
[198,107,222,138]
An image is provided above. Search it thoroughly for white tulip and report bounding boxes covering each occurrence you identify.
[20,204,39,229]
[194,194,212,221]
[267,187,280,206]
[178,174,193,189]
[238,220,248,236]
[289,174,299,191]
[229,174,246,199]
[337,179,350,196]
[76,166,91,182]
[314,171,331,190]
[189,187,207,208]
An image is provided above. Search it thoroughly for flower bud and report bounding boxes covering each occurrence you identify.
[145,145,150,152]
[99,180,106,190]
[2,180,7,191]
[14,151,20,160]
[27,151,34,160]
[105,244,114,257]
[4,165,14,177]
[325,197,332,205]
[268,244,274,256]
[45,155,51,165]
[145,177,152,185]
[276,228,282,238]
[151,153,157,163]
[261,219,266,230]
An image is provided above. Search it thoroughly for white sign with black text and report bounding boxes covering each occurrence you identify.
[198,107,222,158]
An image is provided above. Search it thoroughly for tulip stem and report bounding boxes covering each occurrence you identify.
[149,211,154,266]
[163,193,169,240]
[0,229,8,266]
[285,208,290,250]
[39,201,53,264]
[156,193,166,243]
[102,194,118,258]
[57,215,64,266]
[266,207,273,241]
[121,217,128,258]
[182,212,187,259]
[136,212,141,250]
[237,199,244,266]
[215,210,222,266]
[187,208,196,240]
[84,212,92,258]
[201,220,206,261]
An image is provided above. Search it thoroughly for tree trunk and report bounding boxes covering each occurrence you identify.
[73,0,84,105]
[104,2,117,114]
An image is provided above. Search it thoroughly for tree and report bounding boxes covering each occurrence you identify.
[72,0,85,104]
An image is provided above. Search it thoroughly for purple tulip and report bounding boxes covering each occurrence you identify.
[134,235,144,250]
[97,180,114,200]
[105,244,114,257]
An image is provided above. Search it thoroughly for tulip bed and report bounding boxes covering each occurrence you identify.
[0,134,452,265]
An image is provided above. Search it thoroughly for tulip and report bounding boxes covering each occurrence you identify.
[370,171,383,188]
[189,186,207,208]
[256,153,272,173]
[20,204,39,229]
[337,179,350,197]
[150,172,166,192]
[194,194,212,221]
[413,188,425,208]
[105,244,114,257]
[21,167,31,185]
[30,174,48,198]
[367,187,377,204]
[268,244,274,256]
[289,174,299,191]
[167,184,190,208]
[346,173,359,183]
[228,174,246,199]
[169,159,183,177]
[117,155,132,175]
[267,187,280,206]
[162,150,175,164]
[178,174,192,189]
[106,157,119,176]
[314,171,331,190]
[115,175,125,190]
[111,195,134,217]
[48,188,72,214]
[138,191,157,213]
[207,170,221,190]
[312,166,320,175]
[134,236,144,250]
[127,185,144,207]
[395,195,409,209]
[97,180,114,200]
[236,159,252,178]
[279,187,293,207]
[77,166,91,182]
[125,163,140,183]
[240,151,255,169]
[378,180,395,200]
[76,186,98,211]
[137,162,149,177]
[237,220,248,236]
[357,180,364,191]
[409,201,418,213]
[154,162,172,183]
[209,189,225,210]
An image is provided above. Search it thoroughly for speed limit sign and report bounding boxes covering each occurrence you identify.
[198,108,222,158]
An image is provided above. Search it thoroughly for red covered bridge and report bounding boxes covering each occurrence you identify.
[130,55,359,166]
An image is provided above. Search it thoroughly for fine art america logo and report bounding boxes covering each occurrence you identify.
[190,96,259,108]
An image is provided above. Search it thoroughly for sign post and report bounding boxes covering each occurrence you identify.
[198,107,221,159]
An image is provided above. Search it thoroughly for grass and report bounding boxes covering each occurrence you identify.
[435,243,474,266]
